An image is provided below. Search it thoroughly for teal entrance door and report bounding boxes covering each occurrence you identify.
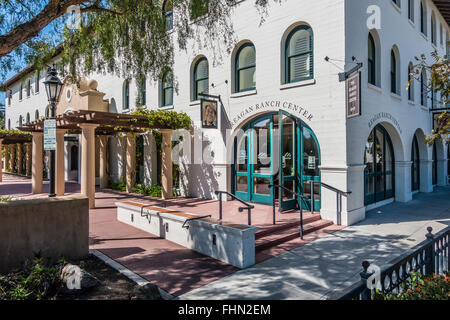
[279,110,298,211]
[300,126,321,211]
[233,112,321,210]
[234,115,274,204]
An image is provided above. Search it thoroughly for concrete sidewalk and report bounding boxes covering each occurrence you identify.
[179,186,450,300]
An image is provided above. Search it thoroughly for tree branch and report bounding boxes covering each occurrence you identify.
[0,0,91,58]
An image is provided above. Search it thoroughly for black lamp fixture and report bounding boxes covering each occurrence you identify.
[43,66,63,104]
[43,65,63,197]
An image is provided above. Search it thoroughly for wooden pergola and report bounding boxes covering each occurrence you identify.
[19,109,159,135]
[17,110,175,208]
[0,132,33,182]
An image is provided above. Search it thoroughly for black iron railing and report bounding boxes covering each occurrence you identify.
[182,215,212,229]
[214,190,254,225]
[331,226,450,300]
[318,182,351,226]
[269,184,308,239]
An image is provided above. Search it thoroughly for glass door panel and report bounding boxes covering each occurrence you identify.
[279,110,297,211]
[301,126,321,210]
[235,131,250,201]
[251,116,273,204]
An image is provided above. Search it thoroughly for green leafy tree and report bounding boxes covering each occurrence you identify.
[0,0,276,85]
[410,51,449,145]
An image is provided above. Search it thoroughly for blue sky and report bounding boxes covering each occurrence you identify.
[0,1,67,106]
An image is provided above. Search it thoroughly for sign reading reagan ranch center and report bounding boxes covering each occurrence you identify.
[229,100,314,128]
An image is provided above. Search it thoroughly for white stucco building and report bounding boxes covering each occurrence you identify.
[2,0,449,226]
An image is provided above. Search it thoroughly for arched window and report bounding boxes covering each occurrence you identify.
[420,1,427,35]
[364,124,395,205]
[123,80,130,110]
[19,116,23,127]
[432,143,437,185]
[35,110,39,120]
[35,70,40,93]
[431,12,437,45]
[139,78,146,106]
[26,79,31,97]
[411,135,420,191]
[421,70,427,106]
[285,26,313,83]
[163,0,173,31]
[235,43,256,92]
[26,113,30,124]
[193,58,209,101]
[448,145,450,180]
[390,49,398,94]
[408,0,415,22]
[408,63,414,101]
[431,88,436,108]
[19,82,23,100]
[190,0,209,20]
[368,33,377,86]
[161,69,173,107]
[8,119,11,130]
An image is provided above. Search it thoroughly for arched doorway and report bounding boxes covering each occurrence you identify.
[364,124,395,205]
[411,135,420,192]
[70,145,79,171]
[136,135,145,184]
[233,111,320,211]
[432,143,437,185]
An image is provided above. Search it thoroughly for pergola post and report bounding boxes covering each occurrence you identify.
[9,144,16,173]
[31,132,43,194]
[79,124,99,209]
[126,133,136,193]
[99,135,109,189]
[0,139,3,182]
[160,129,174,200]
[25,143,32,176]
[17,143,23,175]
[56,129,66,196]
[9,144,17,173]
[4,145,10,174]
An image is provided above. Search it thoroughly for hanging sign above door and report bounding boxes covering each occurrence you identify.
[346,72,361,119]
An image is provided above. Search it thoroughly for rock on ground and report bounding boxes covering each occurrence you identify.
[60,264,100,294]
[129,283,163,300]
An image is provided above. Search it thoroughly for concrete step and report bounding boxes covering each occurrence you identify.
[255,214,322,240]
[255,219,334,252]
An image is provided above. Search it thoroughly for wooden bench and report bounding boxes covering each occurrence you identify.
[116,201,258,269]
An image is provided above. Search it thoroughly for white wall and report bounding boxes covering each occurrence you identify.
[4,0,449,225]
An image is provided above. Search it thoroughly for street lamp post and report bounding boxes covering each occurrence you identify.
[43,66,63,197]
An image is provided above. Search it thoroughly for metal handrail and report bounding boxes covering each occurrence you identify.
[320,182,352,196]
[215,190,255,225]
[182,215,212,229]
[269,184,307,239]
[306,181,351,226]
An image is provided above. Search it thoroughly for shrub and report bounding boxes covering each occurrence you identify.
[109,181,126,192]
[132,183,162,197]
[0,257,63,300]
[373,271,450,300]
[0,196,13,202]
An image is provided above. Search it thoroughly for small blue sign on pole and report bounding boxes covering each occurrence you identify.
[44,119,56,151]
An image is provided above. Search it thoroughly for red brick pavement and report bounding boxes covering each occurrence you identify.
[0,174,343,296]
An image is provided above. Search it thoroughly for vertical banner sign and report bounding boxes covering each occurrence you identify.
[347,72,361,118]
[44,119,56,151]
